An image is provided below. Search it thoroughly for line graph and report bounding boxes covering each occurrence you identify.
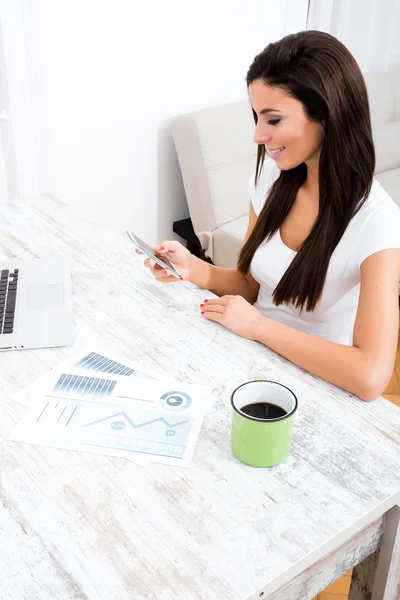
[84,411,189,431]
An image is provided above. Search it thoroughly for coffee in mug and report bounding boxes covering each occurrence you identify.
[231,380,298,467]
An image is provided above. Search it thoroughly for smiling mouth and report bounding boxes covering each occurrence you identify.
[267,146,285,158]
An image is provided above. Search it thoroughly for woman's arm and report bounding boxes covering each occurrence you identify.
[254,249,400,401]
[187,202,260,302]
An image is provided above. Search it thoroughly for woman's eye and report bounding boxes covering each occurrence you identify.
[267,118,281,126]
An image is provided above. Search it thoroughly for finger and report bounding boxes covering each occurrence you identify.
[150,264,166,277]
[160,268,184,282]
[149,244,171,256]
[158,241,180,255]
[151,267,180,283]
[202,297,229,306]
[201,310,223,322]
[135,248,143,255]
[152,242,171,255]
[202,304,225,314]
[144,258,156,269]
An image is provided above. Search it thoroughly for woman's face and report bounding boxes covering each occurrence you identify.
[248,79,324,170]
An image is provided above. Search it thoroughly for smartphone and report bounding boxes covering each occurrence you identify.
[126,231,181,278]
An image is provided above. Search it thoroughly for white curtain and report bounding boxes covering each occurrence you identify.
[307,0,400,74]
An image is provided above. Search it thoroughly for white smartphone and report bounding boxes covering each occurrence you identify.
[126,231,181,278]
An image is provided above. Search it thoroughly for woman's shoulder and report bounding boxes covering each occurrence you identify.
[249,158,281,216]
[350,179,400,267]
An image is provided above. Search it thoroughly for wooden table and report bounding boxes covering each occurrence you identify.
[0,196,399,600]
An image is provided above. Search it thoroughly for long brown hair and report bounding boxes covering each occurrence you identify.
[238,30,375,311]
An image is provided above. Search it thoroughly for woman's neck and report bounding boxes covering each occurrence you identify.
[303,155,320,198]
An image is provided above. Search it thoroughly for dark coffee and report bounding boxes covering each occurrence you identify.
[241,402,287,419]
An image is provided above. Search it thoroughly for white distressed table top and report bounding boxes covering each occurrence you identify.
[0,196,399,600]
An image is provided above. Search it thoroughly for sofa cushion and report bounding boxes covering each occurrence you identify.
[172,101,256,236]
[374,121,400,174]
[365,70,397,126]
[212,214,248,268]
[207,159,254,227]
[366,69,400,175]
[375,168,400,208]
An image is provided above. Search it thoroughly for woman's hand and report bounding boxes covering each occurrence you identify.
[200,295,264,340]
[136,240,193,283]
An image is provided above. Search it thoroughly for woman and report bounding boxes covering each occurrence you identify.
[142,31,400,401]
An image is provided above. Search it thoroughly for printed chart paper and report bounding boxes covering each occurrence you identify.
[10,350,213,467]
[14,348,171,407]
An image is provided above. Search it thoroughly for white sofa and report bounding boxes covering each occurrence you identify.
[172,67,400,268]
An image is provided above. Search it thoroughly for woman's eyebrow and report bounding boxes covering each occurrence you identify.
[259,108,283,115]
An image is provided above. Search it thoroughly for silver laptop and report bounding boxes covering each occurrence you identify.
[0,257,73,351]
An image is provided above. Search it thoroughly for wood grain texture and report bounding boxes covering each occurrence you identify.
[1,196,400,600]
[324,576,351,594]
[320,594,350,600]
[261,518,383,600]
[371,504,400,599]
[383,394,400,407]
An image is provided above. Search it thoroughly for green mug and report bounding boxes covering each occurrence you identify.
[231,380,298,467]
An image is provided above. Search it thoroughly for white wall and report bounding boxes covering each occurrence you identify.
[0,2,36,201]
[307,0,400,74]
[15,0,307,242]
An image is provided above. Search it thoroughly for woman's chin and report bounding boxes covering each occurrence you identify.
[266,150,302,171]
[275,157,303,171]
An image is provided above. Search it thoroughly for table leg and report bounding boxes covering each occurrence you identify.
[349,504,400,600]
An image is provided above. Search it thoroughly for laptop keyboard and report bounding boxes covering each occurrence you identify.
[0,268,19,335]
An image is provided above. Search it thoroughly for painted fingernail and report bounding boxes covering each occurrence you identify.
[201,311,204,315]
[204,299,208,303]
[164,270,168,275]
[180,277,184,280]
[159,246,165,251]
[200,304,204,307]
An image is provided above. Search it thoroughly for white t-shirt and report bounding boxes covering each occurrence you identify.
[249,159,400,345]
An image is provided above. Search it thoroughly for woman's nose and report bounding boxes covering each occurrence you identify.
[254,125,272,145]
